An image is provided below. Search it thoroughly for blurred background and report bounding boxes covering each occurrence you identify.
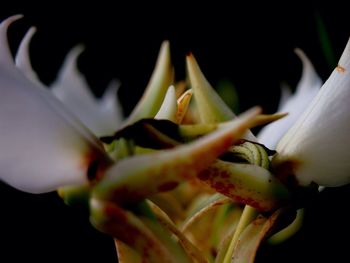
[1,2,349,262]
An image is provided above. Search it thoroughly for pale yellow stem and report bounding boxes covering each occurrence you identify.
[222,205,257,263]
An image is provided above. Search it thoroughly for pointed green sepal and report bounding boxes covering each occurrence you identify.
[126,41,174,124]
[92,108,261,204]
[186,54,235,123]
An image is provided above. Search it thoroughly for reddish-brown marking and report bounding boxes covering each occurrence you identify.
[336,65,346,73]
[213,181,225,191]
[84,149,113,183]
[198,170,211,181]
[103,204,159,252]
[220,171,230,179]
[105,203,128,223]
[227,183,236,190]
[271,159,301,188]
[233,195,267,211]
[110,186,144,204]
[158,181,179,192]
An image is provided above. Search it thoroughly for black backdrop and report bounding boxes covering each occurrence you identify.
[1,2,350,262]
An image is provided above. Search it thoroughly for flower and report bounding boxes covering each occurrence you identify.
[0,15,261,196]
[14,23,123,137]
[272,37,350,187]
[257,48,322,149]
[2,12,350,263]
[0,15,110,193]
[50,46,123,137]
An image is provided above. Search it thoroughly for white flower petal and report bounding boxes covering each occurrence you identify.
[273,38,350,187]
[15,26,40,84]
[0,16,107,193]
[258,49,321,149]
[51,46,121,136]
[155,85,177,121]
[0,15,23,68]
[98,79,123,131]
[278,83,292,110]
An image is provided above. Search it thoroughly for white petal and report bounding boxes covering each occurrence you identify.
[258,49,321,149]
[274,38,350,187]
[51,46,120,136]
[15,26,40,84]
[98,79,123,132]
[0,17,107,193]
[155,85,177,121]
[277,83,292,110]
[0,15,24,69]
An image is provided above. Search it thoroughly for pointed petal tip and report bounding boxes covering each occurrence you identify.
[185,52,196,63]
[67,44,85,61]
[1,14,24,26]
[253,111,289,129]
[186,54,204,79]
[186,51,194,58]
[293,48,306,60]
[55,44,86,81]
[15,26,37,65]
[0,15,25,64]
[159,40,170,57]
[125,39,173,123]
[293,48,312,70]
[26,26,37,36]
[72,44,86,55]
[186,53,201,78]
[161,39,170,47]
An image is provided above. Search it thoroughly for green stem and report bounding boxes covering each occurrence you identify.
[222,205,258,263]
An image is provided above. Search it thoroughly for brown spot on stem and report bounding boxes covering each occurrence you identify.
[336,65,346,73]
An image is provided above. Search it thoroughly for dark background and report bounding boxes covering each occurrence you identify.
[1,2,350,262]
